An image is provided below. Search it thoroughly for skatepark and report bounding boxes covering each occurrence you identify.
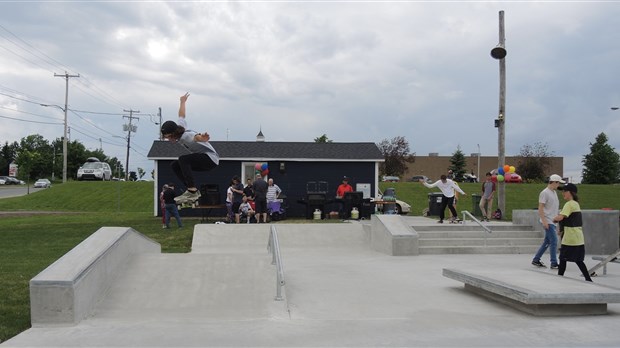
[3,214,620,347]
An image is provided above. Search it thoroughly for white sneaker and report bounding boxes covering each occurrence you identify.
[174,190,201,202]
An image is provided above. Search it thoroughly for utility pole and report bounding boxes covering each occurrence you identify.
[490,11,507,217]
[123,109,139,181]
[54,71,79,183]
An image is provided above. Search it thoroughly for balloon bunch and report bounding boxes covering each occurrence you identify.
[492,164,516,182]
[255,162,269,177]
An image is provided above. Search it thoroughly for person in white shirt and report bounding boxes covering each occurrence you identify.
[531,174,565,269]
[420,175,466,223]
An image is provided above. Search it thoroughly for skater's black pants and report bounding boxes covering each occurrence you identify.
[171,153,218,189]
[440,195,457,221]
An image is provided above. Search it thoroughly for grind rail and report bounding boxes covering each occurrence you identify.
[267,225,286,301]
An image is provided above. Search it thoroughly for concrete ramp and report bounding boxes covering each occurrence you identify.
[93,253,287,321]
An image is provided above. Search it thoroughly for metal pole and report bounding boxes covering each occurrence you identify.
[496,11,507,217]
[54,72,79,183]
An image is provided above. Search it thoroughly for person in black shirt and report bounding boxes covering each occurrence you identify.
[253,174,268,223]
[163,183,183,229]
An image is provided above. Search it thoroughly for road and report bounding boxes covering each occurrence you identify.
[0,185,45,199]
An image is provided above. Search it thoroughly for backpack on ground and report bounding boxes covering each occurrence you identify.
[493,208,502,220]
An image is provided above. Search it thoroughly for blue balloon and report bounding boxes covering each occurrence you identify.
[261,163,268,170]
[498,167,505,175]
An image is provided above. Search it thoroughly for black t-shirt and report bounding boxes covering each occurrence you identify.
[243,185,255,199]
[233,183,244,203]
[253,178,268,200]
[163,188,177,204]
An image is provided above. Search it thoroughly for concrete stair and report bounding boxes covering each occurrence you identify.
[413,223,542,255]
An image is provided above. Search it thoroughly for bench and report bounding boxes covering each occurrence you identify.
[196,204,226,222]
[591,256,620,276]
[30,227,160,326]
[443,268,620,316]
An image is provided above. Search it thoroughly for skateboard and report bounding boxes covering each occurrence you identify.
[449,218,463,224]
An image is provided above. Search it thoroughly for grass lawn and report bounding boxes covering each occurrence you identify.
[0,181,619,342]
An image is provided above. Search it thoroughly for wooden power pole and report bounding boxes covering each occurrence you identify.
[491,10,507,217]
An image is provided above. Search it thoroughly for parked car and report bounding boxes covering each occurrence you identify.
[0,176,20,185]
[381,176,400,182]
[77,158,112,181]
[0,178,5,185]
[34,178,52,188]
[462,173,478,183]
[410,175,432,183]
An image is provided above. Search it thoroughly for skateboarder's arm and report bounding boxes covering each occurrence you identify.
[178,92,189,118]
[194,132,210,142]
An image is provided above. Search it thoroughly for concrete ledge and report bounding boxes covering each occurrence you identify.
[513,209,619,255]
[30,227,161,326]
[370,215,418,256]
[443,268,620,316]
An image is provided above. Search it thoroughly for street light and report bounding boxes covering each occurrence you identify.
[612,107,619,111]
[41,103,68,183]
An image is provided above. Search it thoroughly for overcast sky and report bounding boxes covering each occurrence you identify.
[1,1,619,182]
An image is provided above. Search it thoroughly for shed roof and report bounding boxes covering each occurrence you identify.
[147,141,384,162]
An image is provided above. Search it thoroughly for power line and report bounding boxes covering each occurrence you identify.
[0,114,63,125]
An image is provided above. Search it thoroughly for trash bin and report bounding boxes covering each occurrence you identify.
[427,193,443,216]
[472,194,482,217]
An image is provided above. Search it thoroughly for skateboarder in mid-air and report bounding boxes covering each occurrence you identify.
[160,93,220,204]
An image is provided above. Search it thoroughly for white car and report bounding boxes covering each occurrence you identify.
[34,179,52,188]
[0,178,5,185]
[373,192,411,215]
[77,158,112,181]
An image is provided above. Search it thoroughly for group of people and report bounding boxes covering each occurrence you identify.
[421,171,591,282]
[225,175,283,223]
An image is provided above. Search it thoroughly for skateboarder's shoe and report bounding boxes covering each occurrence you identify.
[175,190,201,202]
[531,260,546,268]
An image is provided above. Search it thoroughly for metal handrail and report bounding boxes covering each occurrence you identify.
[267,225,285,301]
[461,210,492,234]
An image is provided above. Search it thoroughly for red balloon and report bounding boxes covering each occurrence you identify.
[491,175,498,182]
[261,169,269,176]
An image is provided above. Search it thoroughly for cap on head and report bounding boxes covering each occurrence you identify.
[549,174,566,184]
[343,176,349,181]
[560,183,578,193]
[161,121,177,135]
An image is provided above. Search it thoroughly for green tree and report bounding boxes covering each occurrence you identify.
[314,134,332,143]
[516,142,553,182]
[18,135,50,180]
[377,136,415,177]
[0,141,19,175]
[582,132,620,184]
[449,146,467,181]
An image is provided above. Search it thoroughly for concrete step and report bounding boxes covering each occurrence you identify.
[413,224,535,232]
[416,230,541,239]
[419,237,541,247]
[419,245,540,255]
